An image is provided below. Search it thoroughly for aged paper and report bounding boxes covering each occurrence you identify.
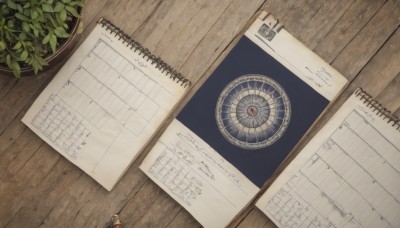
[245,12,348,101]
[140,120,259,227]
[256,93,400,227]
[22,23,187,191]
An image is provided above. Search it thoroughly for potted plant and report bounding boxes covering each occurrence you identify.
[0,0,84,78]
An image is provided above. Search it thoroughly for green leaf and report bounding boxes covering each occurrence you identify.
[49,33,57,53]
[77,21,83,34]
[17,3,23,13]
[20,50,28,61]
[42,4,53,12]
[33,28,39,36]
[6,54,11,67]
[19,32,27,40]
[23,2,31,9]
[54,2,64,12]
[36,55,48,66]
[62,0,71,3]
[15,12,29,21]
[0,40,6,50]
[31,10,38,19]
[68,1,84,7]
[65,5,80,17]
[7,0,17,10]
[54,26,69,38]
[42,33,50,44]
[6,20,13,28]
[13,41,22,50]
[59,9,67,21]
[22,21,30,32]
[12,60,21,78]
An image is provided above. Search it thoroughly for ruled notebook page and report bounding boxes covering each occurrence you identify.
[22,23,187,191]
[256,92,400,227]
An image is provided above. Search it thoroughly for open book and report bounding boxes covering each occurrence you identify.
[140,12,348,227]
[256,88,400,227]
[22,19,190,191]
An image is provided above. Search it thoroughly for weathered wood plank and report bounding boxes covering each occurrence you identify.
[277,0,326,37]
[63,163,149,227]
[102,0,163,34]
[331,0,400,79]
[237,208,270,227]
[39,175,100,227]
[349,28,400,97]
[116,180,161,227]
[0,144,60,227]
[0,77,16,101]
[5,160,82,228]
[166,210,200,228]
[376,72,400,112]
[314,0,386,63]
[146,0,233,69]
[181,0,265,82]
[0,111,28,155]
[0,128,43,181]
[298,0,354,49]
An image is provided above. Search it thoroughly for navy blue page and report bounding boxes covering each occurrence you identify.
[177,36,329,187]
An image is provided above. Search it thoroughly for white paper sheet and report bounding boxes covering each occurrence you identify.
[140,119,259,227]
[256,92,400,227]
[22,23,187,191]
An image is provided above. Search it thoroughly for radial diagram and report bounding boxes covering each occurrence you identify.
[215,74,291,149]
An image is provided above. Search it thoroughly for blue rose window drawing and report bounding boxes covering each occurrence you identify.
[215,74,291,149]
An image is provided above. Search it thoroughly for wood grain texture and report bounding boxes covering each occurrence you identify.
[0,0,398,227]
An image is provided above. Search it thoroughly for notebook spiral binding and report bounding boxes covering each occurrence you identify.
[355,88,399,130]
[98,18,191,88]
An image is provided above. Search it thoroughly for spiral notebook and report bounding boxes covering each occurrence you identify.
[256,88,400,227]
[140,12,347,227]
[22,18,190,191]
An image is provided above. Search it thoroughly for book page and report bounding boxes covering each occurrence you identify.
[245,12,347,101]
[22,23,187,191]
[140,119,259,227]
[256,92,400,227]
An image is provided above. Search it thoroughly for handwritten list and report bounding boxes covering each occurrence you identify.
[140,119,259,227]
[257,95,400,228]
[22,25,186,190]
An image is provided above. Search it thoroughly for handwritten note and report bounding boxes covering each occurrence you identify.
[22,24,186,190]
[256,93,400,227]
[140,119,259,227]
[245,12,347,101]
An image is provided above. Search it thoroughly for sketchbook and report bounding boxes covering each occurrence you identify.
[256,88,400,228]
[22,19,190,191]
[140,12,348,227]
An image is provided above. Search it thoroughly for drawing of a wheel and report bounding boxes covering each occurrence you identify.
[215,74,291,149]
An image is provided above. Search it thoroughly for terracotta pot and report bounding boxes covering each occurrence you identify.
[0,17,81,77]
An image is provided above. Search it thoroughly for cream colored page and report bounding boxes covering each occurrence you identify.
[140,119,259,227]
[245,12,347,101]
[256,93,400,227]
[22,23,186,191]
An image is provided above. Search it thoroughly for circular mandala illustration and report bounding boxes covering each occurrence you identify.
[215,74,291,149]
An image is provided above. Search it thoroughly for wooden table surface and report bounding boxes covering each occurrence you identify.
[1,0,399,227]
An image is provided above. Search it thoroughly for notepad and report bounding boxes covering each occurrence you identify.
[256,88,400,227]
[22,19,190,191]
[140,12,348,227]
